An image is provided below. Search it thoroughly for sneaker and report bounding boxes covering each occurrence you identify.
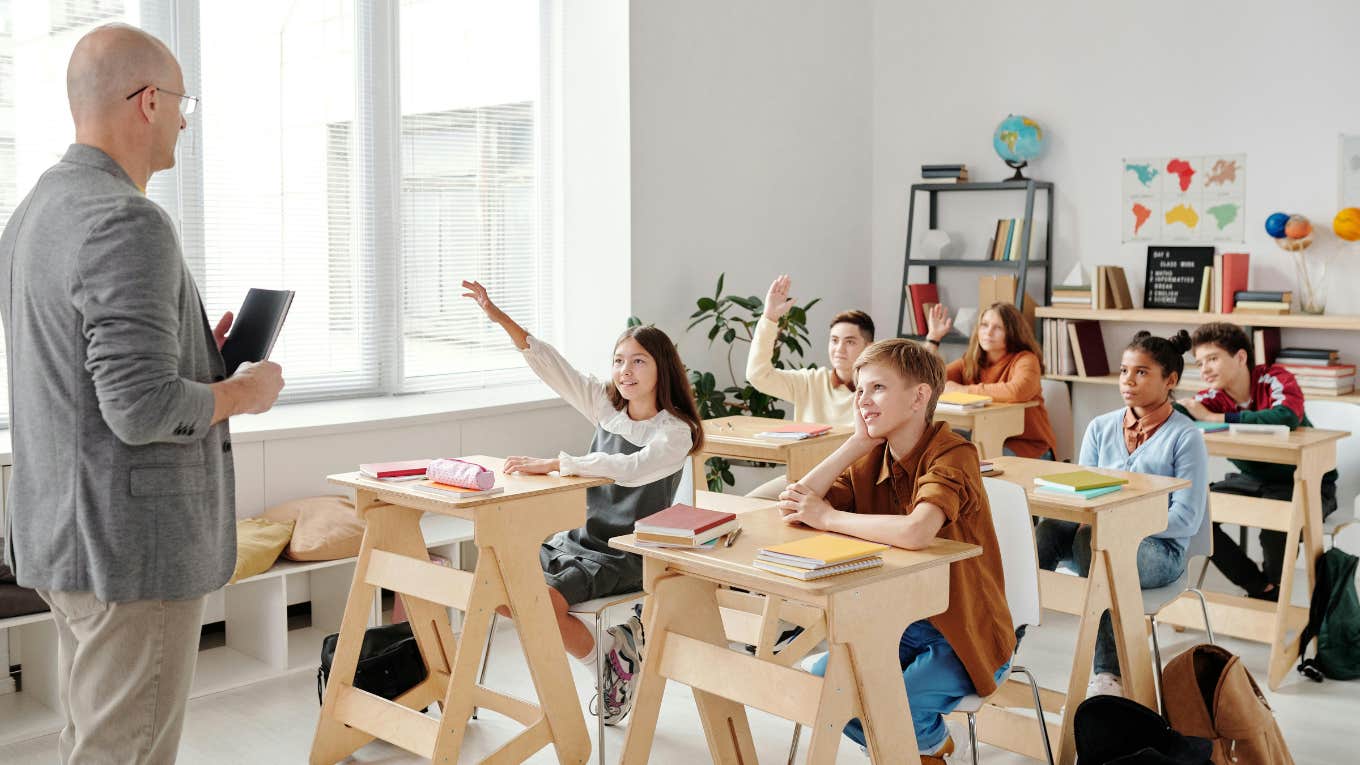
[1086,672,1124,698]
[744,624,804,655]
[919,735,956,764]
[597,616,644,725]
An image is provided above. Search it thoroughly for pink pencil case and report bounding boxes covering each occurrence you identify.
[427,458,495,491]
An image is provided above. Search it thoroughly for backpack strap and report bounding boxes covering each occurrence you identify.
[1298,549,1336,682]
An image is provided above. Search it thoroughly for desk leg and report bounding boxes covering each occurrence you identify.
[1103,543,1157,710]
[1267,481,1309,689]
[803,643,859,764]
[1055,561,1109,765]
[620,572,757,765]
[692,453,707,499]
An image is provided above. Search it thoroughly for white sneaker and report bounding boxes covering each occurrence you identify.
[1086,672,1124,698]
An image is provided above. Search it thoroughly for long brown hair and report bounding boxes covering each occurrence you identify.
[606,325,705,455]
[961,302,1044,383]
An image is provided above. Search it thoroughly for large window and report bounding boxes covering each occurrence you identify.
[0,0,557,426]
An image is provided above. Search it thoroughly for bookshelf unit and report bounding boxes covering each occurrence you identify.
[898,180,1054,343]
[1037,306,1360,403]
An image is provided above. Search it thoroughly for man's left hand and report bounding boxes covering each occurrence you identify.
[778,483,836,530]
[213,311,234,350]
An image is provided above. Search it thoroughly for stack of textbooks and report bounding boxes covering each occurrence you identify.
[1275,348,1355,396]
[634,504,739,549]
[936,391,992,412]
[922,163,968,182]
[1050,284,1093,308]
[1233,289,1292,316]
[1033,469,1129,500]
[755,423,832,440]
[754,535,888,580]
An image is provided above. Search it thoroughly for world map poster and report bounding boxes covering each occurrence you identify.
[1122,154,1246,243]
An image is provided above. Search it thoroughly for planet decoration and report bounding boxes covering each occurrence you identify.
[992,114,1046,181]
[1266,211,1313,252]
[1334,207,1360,242]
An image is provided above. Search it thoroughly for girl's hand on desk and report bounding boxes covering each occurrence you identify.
[503,456,560,475]
[778,483,835,530]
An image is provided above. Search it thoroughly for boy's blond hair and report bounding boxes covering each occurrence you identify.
[853,338,946,419]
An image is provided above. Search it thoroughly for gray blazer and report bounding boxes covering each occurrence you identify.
[0,144,235,602]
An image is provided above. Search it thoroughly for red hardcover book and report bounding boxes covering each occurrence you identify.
[1066,320,1110,377]
[634,504,737,536]
[907,283,939,335]
[1219,252,1250,314]
[359,459,432,479]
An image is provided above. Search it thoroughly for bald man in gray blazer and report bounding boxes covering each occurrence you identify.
[0,24,283,763]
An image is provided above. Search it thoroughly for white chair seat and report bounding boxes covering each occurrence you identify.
[953,693,984,714]
[567,591,644,617]
[1142,569,1191,615]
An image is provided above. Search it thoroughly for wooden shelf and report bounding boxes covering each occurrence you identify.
[1044,374,1360,404]
[1035,306,1360,331]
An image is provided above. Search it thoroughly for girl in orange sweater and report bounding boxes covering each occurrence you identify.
[924,301,1057,459]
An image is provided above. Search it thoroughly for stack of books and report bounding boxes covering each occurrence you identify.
[1042,319,1078,376]
[936,391,992,412]
[359,459,431,482]
[1180,365,1203,387]
[753,535,888,580]
[922,163,968,182]
[1050,284,1093,307]
[1275,348,1355,396]
[902,282,939,336]
[1233,289,1291,316]
[988,219,1032,262]
[1094,266,1134,309]
[756,423,832,440]
[1212,252,1250,314]
[634,504,739,549]
[1034,469,1129,500]
[412,478,504,499]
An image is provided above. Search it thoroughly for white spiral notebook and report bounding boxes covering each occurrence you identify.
[752,556,884,580]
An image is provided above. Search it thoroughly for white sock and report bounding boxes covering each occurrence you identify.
[574,649,599,669]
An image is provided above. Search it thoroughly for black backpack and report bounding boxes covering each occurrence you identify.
[1074,696,1212,764]
[1297,546,1360,681]
[317,622,428,704]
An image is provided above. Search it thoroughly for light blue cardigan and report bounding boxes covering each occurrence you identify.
[1079,408,1209,553]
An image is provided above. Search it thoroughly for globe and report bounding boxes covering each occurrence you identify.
[993,114,1046,180]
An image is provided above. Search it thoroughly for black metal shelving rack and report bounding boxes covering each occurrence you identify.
[897,180,1055,343]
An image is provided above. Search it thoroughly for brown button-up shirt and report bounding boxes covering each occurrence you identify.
[1122,399,1174,454]
[823,422,1016,696]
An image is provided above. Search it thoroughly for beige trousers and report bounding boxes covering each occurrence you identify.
[37,590,206,765]
[746,472,791,501]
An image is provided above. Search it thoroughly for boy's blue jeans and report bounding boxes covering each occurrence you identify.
[1033,520,1185,676]
[809,620,1009,752]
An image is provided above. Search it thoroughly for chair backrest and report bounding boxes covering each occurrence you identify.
[1041,378,1074,462]
[1305,400,1360,517]
[1184,478,1213,561]
[983,477,1041,629]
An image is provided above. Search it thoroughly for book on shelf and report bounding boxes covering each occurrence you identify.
[1278,363,1355,378]
[1234,301,1291,314]
[1253,328,1281,367]
[922,164,967,172]
[1299,384,1356,397]
[1067,320,1110,377]
[1044,318,1077,376]
[908,283,938,335]
[1219,252,1250,313]
[1006,219,1027,261]
[1234,290,1292,303]
[1094,266,1134,309]
[994,219,1014,261]
[1276,347,1338,359]
[1198,265,1213,312]
[1035,469,1129,492]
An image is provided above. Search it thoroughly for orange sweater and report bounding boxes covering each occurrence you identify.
[945,351,1056,459]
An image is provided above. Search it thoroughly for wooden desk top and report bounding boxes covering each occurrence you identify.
[328,455,612,519]
[610,506,978,603]
[989,456,1188,513]
[700,416,854,453]
[694,490,777,515]
[1201,427,1347,465]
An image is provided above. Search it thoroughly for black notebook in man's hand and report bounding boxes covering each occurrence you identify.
[220,288,295,375]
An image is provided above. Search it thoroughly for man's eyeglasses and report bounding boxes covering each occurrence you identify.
[125,85,199,116]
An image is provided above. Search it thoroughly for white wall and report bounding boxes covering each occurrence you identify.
[872,0,1360,425]
[629,0,874,386]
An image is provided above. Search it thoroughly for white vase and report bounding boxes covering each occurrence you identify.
[1292,249,1329,314]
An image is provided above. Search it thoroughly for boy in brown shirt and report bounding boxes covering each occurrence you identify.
[779,338,1015,762]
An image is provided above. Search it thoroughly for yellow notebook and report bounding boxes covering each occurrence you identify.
[759,535,889,566]
[1034,469,1129,492]
[937,391,992,406]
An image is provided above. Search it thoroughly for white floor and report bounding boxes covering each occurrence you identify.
[3,563,1358,764]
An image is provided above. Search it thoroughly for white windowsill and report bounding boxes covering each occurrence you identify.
[0,381,566,463]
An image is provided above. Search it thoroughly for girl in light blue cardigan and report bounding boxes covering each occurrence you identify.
[1035,330,1208,698]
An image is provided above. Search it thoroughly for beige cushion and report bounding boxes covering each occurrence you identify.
[263,496,366,562]
[232,517,294,583]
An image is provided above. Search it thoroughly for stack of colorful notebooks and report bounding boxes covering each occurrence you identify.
[1034,469,1129,500]
[634,504,739,549]
[753,535,888,580]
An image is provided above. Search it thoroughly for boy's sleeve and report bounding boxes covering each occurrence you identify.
[823,468,857,513]
[745,316,805,403]
[912,443,979,525]
[1225,367,1304,427]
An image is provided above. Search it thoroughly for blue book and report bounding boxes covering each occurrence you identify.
[1193,421,1229,433]
[1036,484,1123,500]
